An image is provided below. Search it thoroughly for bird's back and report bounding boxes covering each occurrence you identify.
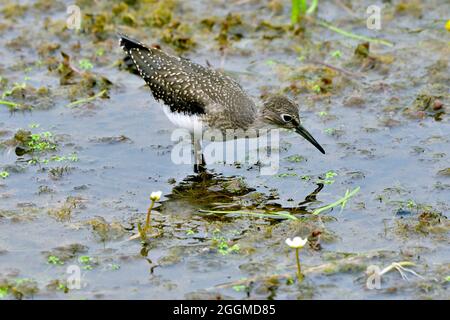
[119,34,257,131]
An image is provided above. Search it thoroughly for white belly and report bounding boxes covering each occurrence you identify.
[161,105,203,133]
[160,105,265,141]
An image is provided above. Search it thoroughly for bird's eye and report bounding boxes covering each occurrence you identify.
[281,114,293,122]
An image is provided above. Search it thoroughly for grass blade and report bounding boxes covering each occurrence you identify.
[312,186,360,215]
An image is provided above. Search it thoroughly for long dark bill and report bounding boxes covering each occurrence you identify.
[295,125,326,154]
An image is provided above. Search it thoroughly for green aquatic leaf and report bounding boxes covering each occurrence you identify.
[0,287,8,299]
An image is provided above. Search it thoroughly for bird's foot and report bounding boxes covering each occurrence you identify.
[193,163,206,174]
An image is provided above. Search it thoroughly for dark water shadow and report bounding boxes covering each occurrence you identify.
[157,172,325,219]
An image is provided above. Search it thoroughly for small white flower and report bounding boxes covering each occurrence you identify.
[285,237,308,249]
[150,191,162,201]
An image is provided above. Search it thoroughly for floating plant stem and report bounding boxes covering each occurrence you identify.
[0,99,20,109]
[198,209,299,221]
[66,89,107,107]
[312,186,360,215]
[306,0,318,15]
[312,18,394,47]
[291,0,318,25]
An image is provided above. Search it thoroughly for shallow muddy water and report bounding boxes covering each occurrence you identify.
[0,0,449,299]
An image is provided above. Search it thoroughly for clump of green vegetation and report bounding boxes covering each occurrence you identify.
[162,21,196,51]
[0,278,39,300]
[48,197,83,222]
[0,171,9,179]
[47,255,64,265]
[143,0,176,27]
[81,13,109,40]
[109,263,120,271]
[85,216,126,242]
[1,3,28,19]
[404,93,447,121]
[215,13,244,46]
[395,202,448,236]
[316,170,337,185]
[78,255,94,270]
[2,128,79,166]
[52,52,112,105]
[46,279,69,294]
[211,230,240,255]
[78,59,94,71]
[27,132,57,154]
[285,154,306,163]
[330,50,342,58]
[276,172,298,178]
[0,81,51,111]
[42,243,88,264]
[395,1,423,18]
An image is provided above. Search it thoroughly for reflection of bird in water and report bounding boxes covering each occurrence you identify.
[119,34,325,173]
[157,173,324,219]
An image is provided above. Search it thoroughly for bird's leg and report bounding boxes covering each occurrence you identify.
[193,139,206,173]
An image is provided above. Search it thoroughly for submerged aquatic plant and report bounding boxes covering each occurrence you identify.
[286,237,308,281]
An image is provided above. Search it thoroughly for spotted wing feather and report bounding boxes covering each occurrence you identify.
[119,34,257,129]
[119,34,207,116]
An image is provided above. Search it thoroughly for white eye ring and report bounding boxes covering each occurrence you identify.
[281,114,293,122]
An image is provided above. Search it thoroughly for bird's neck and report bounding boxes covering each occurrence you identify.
[250,111,275,132]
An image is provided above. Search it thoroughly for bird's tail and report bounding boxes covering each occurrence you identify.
[118,33,148,53]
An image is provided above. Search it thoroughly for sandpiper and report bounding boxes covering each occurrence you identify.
[119,34,325,172]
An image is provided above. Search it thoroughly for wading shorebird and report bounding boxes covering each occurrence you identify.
[119,34,325,173]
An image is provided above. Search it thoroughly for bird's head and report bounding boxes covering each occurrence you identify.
[261,95,325,154]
